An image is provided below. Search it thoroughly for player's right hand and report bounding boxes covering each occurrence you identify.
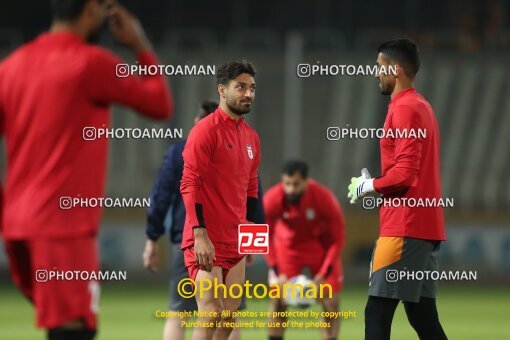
[193,228,216,272]
[143,239,159,272]
[108,1,151,52]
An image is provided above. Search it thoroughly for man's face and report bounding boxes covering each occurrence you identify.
[281,173,308,204]
[222,73,256,116]
[376,52,397,95]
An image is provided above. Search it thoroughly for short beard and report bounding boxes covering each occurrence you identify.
[86,22,108,44]
[286,193,303,204]
[379,80,395,96]
[226,98,251,116]
[380,87,393,95]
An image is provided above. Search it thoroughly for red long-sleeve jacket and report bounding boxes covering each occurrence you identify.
[0,31,173,239]
[180,108,260,249]
[374,88,446,241]
[263,180,345,278]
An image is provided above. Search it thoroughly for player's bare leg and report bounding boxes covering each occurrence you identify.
[162,312,240,340]
[228,328,241,340]
[48,319,96,339]
[55,320,85,329]
[162,311,241,340]
[50,319,86,330]
[268,297,287,339]
[214,257,246,340]
[320,294,340,340]
[192,267,223,340]
[163,314,186,340]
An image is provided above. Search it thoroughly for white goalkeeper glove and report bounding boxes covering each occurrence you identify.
[347,168,375,204]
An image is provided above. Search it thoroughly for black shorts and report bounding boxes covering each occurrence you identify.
[368,237,441,303]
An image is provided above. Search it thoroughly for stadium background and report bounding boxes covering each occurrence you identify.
[0,0,509,339]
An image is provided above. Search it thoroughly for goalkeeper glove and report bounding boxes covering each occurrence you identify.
[347,168,375,204]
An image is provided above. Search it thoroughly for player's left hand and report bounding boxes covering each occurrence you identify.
[143,239,159,272]
[108,1,151,52]
[347,168,374,204]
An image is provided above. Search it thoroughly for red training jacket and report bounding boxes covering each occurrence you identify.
[263,179,345,277]
[374,88,446,241]
[180,108,260,249]
[0,31,173,239]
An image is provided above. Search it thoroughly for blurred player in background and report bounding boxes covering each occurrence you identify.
[143,99,265,340]
[0,0,173,339]
[264,160,345,340]
[347,39,447,340]
[180,60,260,340]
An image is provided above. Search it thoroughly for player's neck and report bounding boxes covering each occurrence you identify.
[50,22,88,41]
[391,82,414,100]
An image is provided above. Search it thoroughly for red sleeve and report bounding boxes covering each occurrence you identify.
[180,123,215,228]
[247,134,261,198]
[318,190,345,277]
[374,105,423,195]
[263,187,283,268]
[86,48,173,120]
[0,64,4,135]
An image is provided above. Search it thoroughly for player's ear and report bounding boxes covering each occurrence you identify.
[394,64,402,79]
[218,84,226,99]
[83,0,98,20]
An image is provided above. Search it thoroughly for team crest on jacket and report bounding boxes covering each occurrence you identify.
[306,208,315,220]
[246,144,254,159]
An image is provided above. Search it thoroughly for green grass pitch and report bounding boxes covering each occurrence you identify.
[1,283,509,339]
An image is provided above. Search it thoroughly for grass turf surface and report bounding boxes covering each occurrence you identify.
[1,283,509,339]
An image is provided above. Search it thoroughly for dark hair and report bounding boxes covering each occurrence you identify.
[199,100,218,119]
[282,160,309,179]
[216,60,256,85]
[377,39,420,78]
[51,0,89,21]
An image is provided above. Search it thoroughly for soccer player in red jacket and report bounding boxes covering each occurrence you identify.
[264,160,345,340]
[0,1,173,339]
[347,39,447,340]
[180,60,260,340]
